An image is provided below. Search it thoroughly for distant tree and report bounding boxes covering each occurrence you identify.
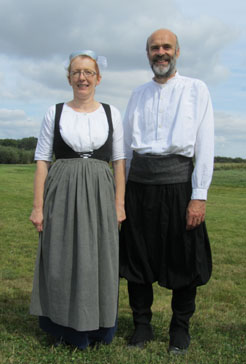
[214,156,246,163]
[233,157,244,163]
[17,137,37,150]
[0,139,18,148]
[0,137,37,150]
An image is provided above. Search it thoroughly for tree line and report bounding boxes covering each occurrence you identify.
[0,137,245,164]
[214,156,246,163]
[0,137,37,164]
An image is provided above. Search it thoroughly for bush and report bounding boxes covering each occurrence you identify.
[0,145,34,164]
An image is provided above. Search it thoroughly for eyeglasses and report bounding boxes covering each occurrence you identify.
[70,69,97,78]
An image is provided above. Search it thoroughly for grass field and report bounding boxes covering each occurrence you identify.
[0,163,246,364]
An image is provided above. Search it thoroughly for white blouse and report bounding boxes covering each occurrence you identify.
[123,72,214,200]
[35,103,125,162]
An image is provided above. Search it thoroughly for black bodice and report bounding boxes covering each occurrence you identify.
[53,103,113,163]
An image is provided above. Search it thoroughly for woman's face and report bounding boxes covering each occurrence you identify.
[68,56,101,99]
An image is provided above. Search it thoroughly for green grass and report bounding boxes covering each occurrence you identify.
[1,163,246,364]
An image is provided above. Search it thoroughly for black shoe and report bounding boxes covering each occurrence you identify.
[53,336,70,348]
[168,345,188,355]
[168,328,190,355]
[53,336,65,347]
[128,324,153,348]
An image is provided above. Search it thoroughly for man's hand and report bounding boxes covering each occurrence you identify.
[186,199,206,230]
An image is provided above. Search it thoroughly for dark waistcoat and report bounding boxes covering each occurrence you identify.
[53,103,113,163]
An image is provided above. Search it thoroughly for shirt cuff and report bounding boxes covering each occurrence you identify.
[34,155,53,162]
[191,188,208,200]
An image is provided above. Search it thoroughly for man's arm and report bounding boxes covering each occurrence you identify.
[187,83,214,230]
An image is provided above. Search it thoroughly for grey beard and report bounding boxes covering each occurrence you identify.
[152,58,176,79]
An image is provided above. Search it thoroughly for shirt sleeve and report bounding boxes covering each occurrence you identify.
[191,83,214,200]
[123,94,135,179]
[111,105,126,161]
[34,105,55,161]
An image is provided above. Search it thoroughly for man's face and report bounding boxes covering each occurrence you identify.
[147,30,179,80]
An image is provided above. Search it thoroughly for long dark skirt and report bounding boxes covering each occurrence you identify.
[119,180,212,290]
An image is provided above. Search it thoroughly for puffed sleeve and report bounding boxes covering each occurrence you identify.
[34,105,56,161]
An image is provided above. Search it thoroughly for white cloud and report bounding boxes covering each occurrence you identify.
[96,69,153,111]
[0,109,26,121]
[214,111,246,157]
[215,111,246,137]
[0,0,237,80]
[0,0,245,157]
[0,108,40,138]
[0,0,239,89]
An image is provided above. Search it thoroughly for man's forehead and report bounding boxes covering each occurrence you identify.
[148,31,176,47]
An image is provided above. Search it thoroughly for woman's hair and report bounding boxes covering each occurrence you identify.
[67,55,101,80]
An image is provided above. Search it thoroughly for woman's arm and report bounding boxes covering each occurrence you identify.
[29,160,50,232]
[112,159,126,225]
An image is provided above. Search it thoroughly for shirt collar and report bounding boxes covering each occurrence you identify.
[152,71,179,87]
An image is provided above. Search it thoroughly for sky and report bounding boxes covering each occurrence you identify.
[0,0,245,158]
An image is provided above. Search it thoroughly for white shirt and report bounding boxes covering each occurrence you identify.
[124,72,214,200]
[35,103,125,162]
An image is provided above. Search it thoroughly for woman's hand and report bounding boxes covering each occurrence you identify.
[112,159,126,228]
[115,200,126,226]
[29,208,44,232]
[30,160,50,233]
